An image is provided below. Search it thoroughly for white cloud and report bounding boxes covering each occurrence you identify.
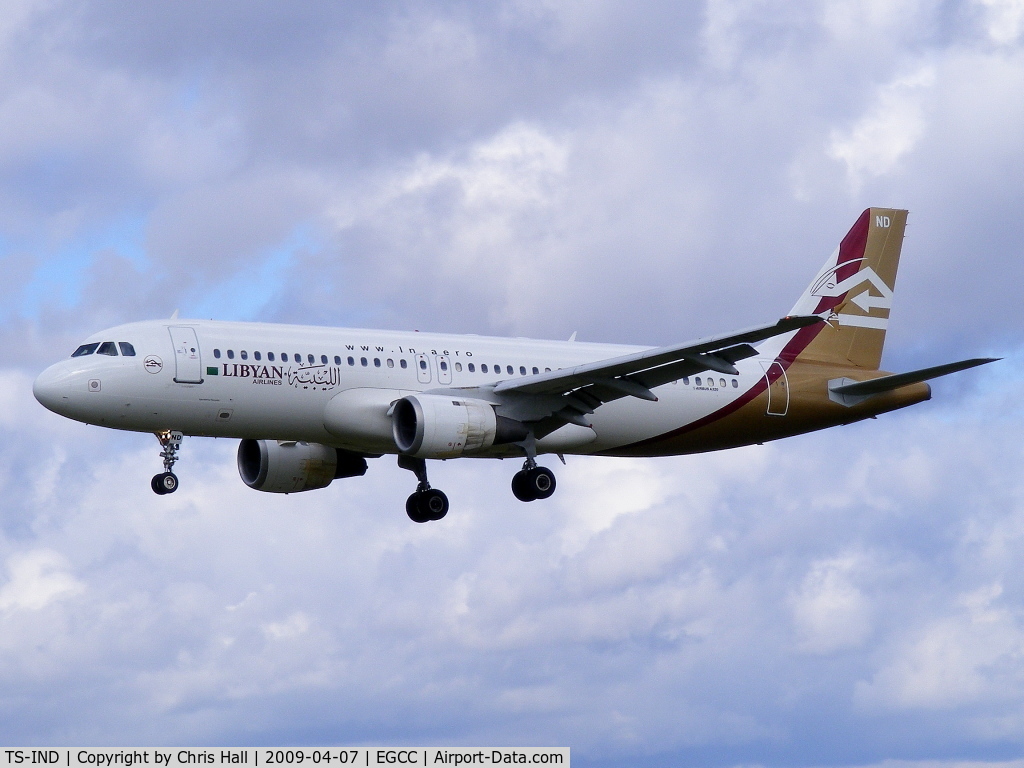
[791,553,873,654]
[829,66,937,189]
[0,549,84,611]
[975,0,1024,45]
[856,582,1024,710]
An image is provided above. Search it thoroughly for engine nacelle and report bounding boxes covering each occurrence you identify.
[237,439,367,493]
[392,394,527,459]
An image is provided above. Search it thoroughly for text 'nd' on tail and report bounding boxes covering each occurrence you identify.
[788,208,907,371]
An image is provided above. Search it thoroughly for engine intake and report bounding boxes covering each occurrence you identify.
[392,394,527,459]
[237,439,367,493]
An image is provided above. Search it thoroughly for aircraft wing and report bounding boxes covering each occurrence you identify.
[484,315,822,427]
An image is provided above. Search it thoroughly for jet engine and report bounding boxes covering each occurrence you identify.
[237,439,368,493]
[392,394,528,459]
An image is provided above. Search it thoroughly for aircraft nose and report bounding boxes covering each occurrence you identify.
[33,364,72,414]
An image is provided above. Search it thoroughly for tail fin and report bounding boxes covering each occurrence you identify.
[788,208,907,370]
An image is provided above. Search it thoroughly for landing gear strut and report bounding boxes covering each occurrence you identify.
[398,455,449,523]
[511,432,556,502]
[151,430,182,495]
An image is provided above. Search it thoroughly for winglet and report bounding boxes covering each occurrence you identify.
[170,309,180,320]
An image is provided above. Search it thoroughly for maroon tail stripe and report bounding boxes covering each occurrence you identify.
[609,210,872,453]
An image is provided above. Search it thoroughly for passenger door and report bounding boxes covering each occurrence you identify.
[169,326,203,384]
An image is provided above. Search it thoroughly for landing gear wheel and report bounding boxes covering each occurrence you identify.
[512,470,536,502]
[529,466,556,500]
[151,472,178,495]
[406,493,430,523]
[512,467,556,502]
[406,488,449,523]
[421,488,449,520]
[398,455,450,523]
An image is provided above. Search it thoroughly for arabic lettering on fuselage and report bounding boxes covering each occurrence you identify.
[286,365,340,388]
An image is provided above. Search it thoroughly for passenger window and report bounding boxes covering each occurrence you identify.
[374,358,381,367]
[683,377,689,385]
[519,366,526,375]
[281,353,288,362]
[532,367,539,375]
[387,359,394,368]
[695,377,702,386]
[227,350,235,359]
[254,351,261,361]
[268,352,275,361]
[97,341,118,356]
[481,364,488,373]
[400,359,408,369]
[294,353,301,363]
[507,365,514,375]
[719,378,726,388]
[348,356,355,366]
[334,356,341,365]
[213,349,221,359]
[118,342,136,356]
[240,350,248,360]
[361,357,368,367]
[732,379,738,388]
[545,367,551,372]
[440,361,448,371]
[419,360,427,370]
[71,343,100,357]
[468,363,475,372]
[308,354,315,364]
[454,362,462,372]
[321,355,328,364]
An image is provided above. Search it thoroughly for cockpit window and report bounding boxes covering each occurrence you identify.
[118,342,136,356]
[71,343,100,357]
[96,341,118,356]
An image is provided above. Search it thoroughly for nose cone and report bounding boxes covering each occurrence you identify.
[33,363,72,414]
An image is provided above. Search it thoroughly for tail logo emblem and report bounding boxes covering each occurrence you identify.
[811,259,893,330]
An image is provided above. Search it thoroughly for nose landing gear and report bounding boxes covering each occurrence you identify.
[152,430,182,495]
[398,455,449,523]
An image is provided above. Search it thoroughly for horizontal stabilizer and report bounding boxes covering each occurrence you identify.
[829,357,999,405]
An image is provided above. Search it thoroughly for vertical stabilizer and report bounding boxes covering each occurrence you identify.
[787,208,907,370]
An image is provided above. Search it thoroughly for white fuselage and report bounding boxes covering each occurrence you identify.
[33,319,776,457]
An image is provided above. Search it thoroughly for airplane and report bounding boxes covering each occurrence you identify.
[33,208,997,523]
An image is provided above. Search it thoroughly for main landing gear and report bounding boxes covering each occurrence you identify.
[398,455,449,523]
[511,432,556,502]
[511,461,556,502]
[151,430,182,495]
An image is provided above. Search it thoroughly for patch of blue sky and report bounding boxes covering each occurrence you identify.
[15,214,148,318]
[183,226,318,322]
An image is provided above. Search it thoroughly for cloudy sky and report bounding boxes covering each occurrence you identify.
[1,0,1023,765]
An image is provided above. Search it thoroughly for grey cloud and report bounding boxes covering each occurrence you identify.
[0,0,1022,764]
[0,360,1020,764]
